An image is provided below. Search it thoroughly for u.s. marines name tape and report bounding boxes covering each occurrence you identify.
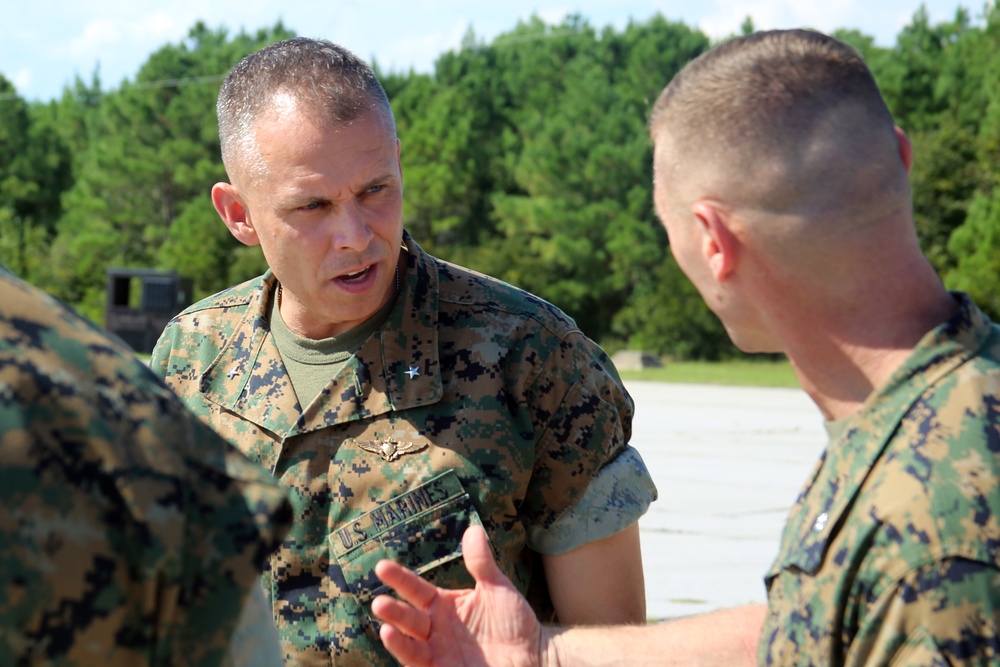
[333,471,459,551]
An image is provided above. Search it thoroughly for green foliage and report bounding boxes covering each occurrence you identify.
[2,9,998,356]
[394,14,707,342]
[909,119,983,272]
[0,75,72,281]
[945,187,1000,319]
[612,254,737,361]
[40,22,293,321]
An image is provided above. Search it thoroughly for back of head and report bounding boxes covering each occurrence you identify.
[650,29,910,234]
[218,37,395,183]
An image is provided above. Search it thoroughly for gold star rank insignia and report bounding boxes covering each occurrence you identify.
[353,436,427,462]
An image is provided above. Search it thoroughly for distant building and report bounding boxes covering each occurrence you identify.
[105,269,192,354]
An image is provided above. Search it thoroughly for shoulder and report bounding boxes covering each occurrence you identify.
[430,256,580,338]
[1,267,172,424]
[855,360,1000,580]
[0,266,287,529]
[426,255,623,392]
[0,267,261,477]
[152,274,266,364]
[892,340,1000,461]
[174,273,266,319]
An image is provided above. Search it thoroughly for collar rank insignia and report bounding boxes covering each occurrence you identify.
[355,437,427,462]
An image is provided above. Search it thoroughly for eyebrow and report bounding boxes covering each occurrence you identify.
[358,172,397,191]
[280,172,399,209]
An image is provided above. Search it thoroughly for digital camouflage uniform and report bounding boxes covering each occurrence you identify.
[151,233,657,666]
[0,263,293,666]
[760,293,1000,666]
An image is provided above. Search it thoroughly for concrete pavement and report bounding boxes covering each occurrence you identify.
[625,381,827,620]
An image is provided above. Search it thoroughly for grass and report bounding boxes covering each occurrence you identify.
[618,358,800,388]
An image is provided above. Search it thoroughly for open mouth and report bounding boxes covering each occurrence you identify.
[338,266,372,284]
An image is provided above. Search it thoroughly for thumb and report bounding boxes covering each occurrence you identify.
[462,525,506,586]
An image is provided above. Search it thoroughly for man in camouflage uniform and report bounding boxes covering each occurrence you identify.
[369,29,1000,667]
[0,262,292,666]
[150,37,657,666]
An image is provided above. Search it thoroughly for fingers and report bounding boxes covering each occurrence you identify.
[462,525,506,586]
[375,559,440,610]
[379,620,431,667]
[372,593,432,640]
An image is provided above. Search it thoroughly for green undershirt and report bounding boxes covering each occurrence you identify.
[269,287,397,410]
[824,414,852,444]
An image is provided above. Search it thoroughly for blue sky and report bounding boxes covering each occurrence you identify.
[4,0,982,102]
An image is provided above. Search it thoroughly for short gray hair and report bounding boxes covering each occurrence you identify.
[217,37,396,182]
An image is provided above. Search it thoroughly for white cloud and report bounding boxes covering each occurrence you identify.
[375,30,454,73]
[698,0,863,41]
[692,0,977,46]
[13,68,33,92]
[64,18,128,59]
[3,0,977,102]
[376,19,472,73]
[62,10,190,60]
[315,7,479,74]
[537,6,572,25]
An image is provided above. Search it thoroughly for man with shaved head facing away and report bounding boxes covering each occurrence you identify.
[371,29,1000,667]
[150,36,658,666]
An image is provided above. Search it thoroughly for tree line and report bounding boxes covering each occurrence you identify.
[1,6,998,360]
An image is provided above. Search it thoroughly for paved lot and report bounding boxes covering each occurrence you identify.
[625,381,827,620]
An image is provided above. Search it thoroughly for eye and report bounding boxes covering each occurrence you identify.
[366,184,384,194]
[300,201,324,211]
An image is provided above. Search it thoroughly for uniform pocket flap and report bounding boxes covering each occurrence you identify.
[331,470,483,607]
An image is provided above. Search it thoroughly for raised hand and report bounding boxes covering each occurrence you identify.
[372,525,543,667]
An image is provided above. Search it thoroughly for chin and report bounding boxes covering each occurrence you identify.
[734,342,784,355]
[726,328,782,355]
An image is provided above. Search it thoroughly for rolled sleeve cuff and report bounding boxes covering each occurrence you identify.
[527,445,658,555]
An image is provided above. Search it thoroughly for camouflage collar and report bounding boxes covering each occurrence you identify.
[198,233,444,441]
[768,292,995,577]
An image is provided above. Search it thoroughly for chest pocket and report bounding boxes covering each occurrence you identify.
[331,470,484,629]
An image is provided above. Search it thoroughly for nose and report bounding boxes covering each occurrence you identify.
[331,201,373,251]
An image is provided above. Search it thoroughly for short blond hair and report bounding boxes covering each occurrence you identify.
[650,29,908,220]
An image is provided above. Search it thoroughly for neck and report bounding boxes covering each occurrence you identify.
[276,256,402,340]
[777,267,957,421]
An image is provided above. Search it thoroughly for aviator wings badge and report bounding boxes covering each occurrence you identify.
[355,436,427,462]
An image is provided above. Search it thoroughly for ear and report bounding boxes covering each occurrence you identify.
[690,200,739,281]
[894,125,913,174]
[212,182,259,247]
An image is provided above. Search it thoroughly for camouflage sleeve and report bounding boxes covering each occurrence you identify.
[519,332,637,535]
[149,318,192,384]
[148,329,170,378]
[527,445,657,554]
[847,557,1000,666]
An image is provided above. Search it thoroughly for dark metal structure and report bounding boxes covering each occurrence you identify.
[104,269,193,354]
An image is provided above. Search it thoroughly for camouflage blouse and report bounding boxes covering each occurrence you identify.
[761,293,1000,666]
[151,234,656,666]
